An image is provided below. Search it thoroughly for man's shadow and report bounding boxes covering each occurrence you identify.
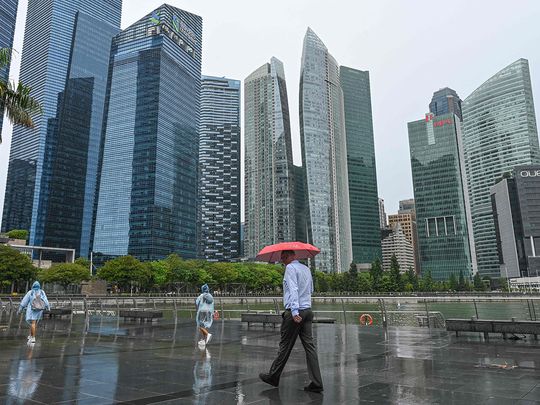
[260,388,323,405]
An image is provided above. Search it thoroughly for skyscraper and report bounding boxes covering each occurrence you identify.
[462,59,540,278]
[1,0,122,258]
[0,0,19,143]
[381,223,415,273]
[198,75,241,261]
[300,28,352,273]
[408,112,475,280]
[293,164,307,244]
[93,5,202,261]
[340,66,381,265]
[379,198,387,229]
[429,87,463,121]
[244,57,295,259]
[388,211,418,272]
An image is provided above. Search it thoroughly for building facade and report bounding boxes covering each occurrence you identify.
[381,223,415,273]
[491,165,540,278]
[462,59,540,278]
[300,28,352,273]
[1,0,122,259]
[429,87,463,121]
[340,66,381,266]
[197,75,241,261]
[379,198,387,229]
[0,0,19,142]
[244,57,295,259]
[93,5,202,261]
[294,164,307,244]
[388,212,418,272]
[408,112,475,280]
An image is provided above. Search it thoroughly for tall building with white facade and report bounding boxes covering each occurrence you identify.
[378,198,387,229]
[300,28,352,273]
[244,57,295,259]
[198,76,241,261]
[462,59,540,278]
[381,223,415,272]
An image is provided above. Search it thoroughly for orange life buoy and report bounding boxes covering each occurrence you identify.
[359,313,373,326]
[213,310,220,320]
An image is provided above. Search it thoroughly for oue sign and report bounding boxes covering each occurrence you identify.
[520,170,540,177]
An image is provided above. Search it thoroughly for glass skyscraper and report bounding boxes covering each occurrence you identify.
[462,59,540,278]
[198,75,241,261]
[340,66,381,266]
[300,28,352,273]
[93,5,202,261]
[408,112,474,280]
[0,0,19,143]
[1,0,122,259]
[244,57,296,259]
[429,87,463,121]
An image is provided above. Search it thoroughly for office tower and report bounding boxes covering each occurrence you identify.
[1,0,122,258]
[300,28,352,273]
[198,75,241,261]
[93,5,202,261]
[0,0,19,142]
[379,198,387,229]
[429,87,463,121]
[340,66,381,265]
[408,112,475,280]
[462,59,540,278]
[294,165,307,243]
[381,223,415,272]
[399,198,415,214]
[388,211,418,272]
[244,57,296,259]
[491,165,540,278]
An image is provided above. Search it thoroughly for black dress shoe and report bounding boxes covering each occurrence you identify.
[304,382,324,393]
[259,372,279,387]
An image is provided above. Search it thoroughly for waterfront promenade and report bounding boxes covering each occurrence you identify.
[0,314,539,404]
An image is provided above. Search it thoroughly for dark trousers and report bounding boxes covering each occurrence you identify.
[268,308,323,388]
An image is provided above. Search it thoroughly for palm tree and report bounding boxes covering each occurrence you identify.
[0,48,41,130]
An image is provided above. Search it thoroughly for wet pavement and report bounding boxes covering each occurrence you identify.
[0,314,539,404]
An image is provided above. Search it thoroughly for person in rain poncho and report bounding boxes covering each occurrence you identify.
[18,281,50,343]
[195,284,214,347]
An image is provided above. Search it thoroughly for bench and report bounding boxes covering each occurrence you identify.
[119,309,163,322]
[241,313,336,327]
[446,318,540,339]
[44,308,72,318]
[241,313,282,328]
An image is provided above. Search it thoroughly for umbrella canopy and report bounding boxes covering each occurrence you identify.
[255,242,320,263]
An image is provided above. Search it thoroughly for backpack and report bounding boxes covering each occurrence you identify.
[202,293,213,304]
[31,290,46,311]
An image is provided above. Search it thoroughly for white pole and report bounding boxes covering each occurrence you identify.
[90,251,93,276]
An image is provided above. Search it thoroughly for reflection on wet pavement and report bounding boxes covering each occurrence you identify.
[0,314,539,404]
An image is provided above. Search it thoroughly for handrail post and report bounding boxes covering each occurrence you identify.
[424,299,431,330]
[378,298,387,330]
[341,298,347,325]
[473,299,479,319]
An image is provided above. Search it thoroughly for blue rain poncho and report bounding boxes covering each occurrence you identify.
[19,281,50,323]
[195,284,214,329]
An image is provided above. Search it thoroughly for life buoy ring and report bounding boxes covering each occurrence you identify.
[213,310,220,320]
[359,313,373,326]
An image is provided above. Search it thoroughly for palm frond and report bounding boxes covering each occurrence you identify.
[0,48,12,69]
[0,80,42,128]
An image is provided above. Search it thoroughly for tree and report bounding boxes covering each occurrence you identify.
[0,48,41,129]
[38,263,90,288]
[473,273,485,291]
[369,258,383,291]
[389,254,402,291]
[419,269,433,292]
[405,267,418,291]
[458,270,466,291]
[147,260,171,289]
[0,245,36,292]
[357,272,372,292]
[346,262,359,291]
[448,273,458,291]
[6,229,28,241]
[96,255,148,291]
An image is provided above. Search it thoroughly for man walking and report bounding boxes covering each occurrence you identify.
[259,250,324,393]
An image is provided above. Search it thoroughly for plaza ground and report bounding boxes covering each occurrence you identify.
[0,315,539,404]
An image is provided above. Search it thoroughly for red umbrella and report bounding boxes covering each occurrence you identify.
[255,242,320,263]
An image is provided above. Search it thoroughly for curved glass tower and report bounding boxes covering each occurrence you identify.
[462,59,540,277]
[300,28,352,273]
[244,57,296,259]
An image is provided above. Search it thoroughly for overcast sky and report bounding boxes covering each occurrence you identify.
[1,0,540,225]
